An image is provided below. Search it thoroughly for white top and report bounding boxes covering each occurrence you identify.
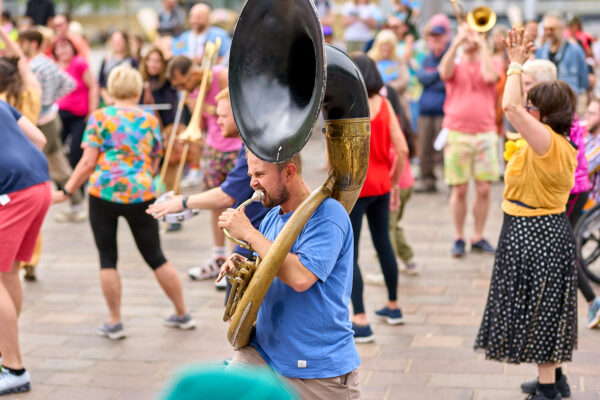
[342,2,382,42]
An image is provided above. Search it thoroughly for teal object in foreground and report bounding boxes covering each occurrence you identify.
[161,363,298,400]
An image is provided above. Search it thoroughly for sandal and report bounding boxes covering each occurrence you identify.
[188,258,226,280]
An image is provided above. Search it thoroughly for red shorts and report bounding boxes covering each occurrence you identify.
[0,182,51,272]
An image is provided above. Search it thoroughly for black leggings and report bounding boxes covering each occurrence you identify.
[350,193,398,314]
[59,110,87,169]
[566,191,596,303]
[89,195,167,270]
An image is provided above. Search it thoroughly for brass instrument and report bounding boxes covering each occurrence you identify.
[158,90,187,191]
[136,7,159,43]
[222,0,370,349]
[223,190,265,322]
[173,38,222,194]
[449,0,497,33]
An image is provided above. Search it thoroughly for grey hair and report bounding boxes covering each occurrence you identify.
[542,11,565,27]
[523,59,558,83]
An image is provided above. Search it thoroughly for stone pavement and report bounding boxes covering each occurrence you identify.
[12,135,600,400]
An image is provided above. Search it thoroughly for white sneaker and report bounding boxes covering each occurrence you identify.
[0,368,31,395]
[400,260,419,276]
[188,258,226,281]
[54,209,87,223]
[180,169,203,188]
[215,277,228,290]
[164,313,196,330]
[365,272,384,285]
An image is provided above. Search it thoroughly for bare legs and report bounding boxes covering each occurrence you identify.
[538,363,559,384]
[450,181,492,242]
[100,269,122,325]
[450,183,468,240]
[472,181,492,243]
[0,262,24,369]
[100,261,188,325]
[154,262,186,316]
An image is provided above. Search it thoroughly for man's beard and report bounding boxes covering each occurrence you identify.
[262,185,290,209]
[194,23,207,33]
[590,121,600,135]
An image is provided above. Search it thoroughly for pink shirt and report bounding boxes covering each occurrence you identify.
[203,65,242,153]
[398,158,415,189]
[390,147,415,189]
[570,115,591,194]
[442,59,498,133]
[57,55,89,117]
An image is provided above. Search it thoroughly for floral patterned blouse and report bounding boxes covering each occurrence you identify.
[83,106,162,204]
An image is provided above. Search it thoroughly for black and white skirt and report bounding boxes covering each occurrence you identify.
[474,212,578,364]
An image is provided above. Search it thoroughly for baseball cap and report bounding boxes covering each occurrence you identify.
[428,13,451,36]
[430,25,448,35]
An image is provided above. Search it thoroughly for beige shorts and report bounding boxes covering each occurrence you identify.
[444,130,500,186]
[227,346,362,400]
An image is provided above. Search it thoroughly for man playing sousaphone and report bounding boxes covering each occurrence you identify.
[216,153,362,399]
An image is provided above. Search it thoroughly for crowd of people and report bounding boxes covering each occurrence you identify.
[2,0,600,398]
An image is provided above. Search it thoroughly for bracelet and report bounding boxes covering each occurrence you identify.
[61,187,72,197]
[182,195,189,209]
[508,62,523,71]
[507,68,523,77]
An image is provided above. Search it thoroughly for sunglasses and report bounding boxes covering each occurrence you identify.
[525,103,540,112]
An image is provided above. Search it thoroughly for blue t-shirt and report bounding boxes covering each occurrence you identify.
[377,59,399,84]
[251,198,360,379]
[220,145,270,257]
[0,100,49,195]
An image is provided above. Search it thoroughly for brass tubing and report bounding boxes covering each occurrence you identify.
[324,118,371,213]
[449,0,465,25]
[227,184,331,348]
[173,143,190,195]
[223,190,265,250]
[158,91,187,191]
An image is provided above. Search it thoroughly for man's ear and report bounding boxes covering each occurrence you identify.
[285,163,297,180]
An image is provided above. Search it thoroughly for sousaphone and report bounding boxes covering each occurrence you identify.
[223,0,371,349]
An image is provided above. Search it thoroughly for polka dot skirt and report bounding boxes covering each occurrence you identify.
[474,212,578,364]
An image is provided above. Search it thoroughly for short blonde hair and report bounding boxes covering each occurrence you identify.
[367,29,398,61]
[215,87,229,102]
[523,59,557,84]
[107,64,143,100]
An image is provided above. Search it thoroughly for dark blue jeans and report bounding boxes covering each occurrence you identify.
[350,193,398,315]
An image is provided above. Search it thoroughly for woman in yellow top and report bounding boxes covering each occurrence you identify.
[0,21,41,123]
[474,28,578,400]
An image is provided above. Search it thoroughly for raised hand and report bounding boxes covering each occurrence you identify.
[503,27,535,65]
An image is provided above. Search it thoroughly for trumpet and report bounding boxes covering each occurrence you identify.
[449,0,496,33]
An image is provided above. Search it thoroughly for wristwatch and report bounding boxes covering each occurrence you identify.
[61,187,72,197]
[182,195,189,209]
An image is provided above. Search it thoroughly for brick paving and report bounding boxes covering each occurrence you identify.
[11,135,600,400]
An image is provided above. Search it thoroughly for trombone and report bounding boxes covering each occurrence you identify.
[449,0,496,33]
[172,37,222,194]
[158,90,188,192]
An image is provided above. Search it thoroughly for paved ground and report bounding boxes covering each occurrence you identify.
[12,135,600,400]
